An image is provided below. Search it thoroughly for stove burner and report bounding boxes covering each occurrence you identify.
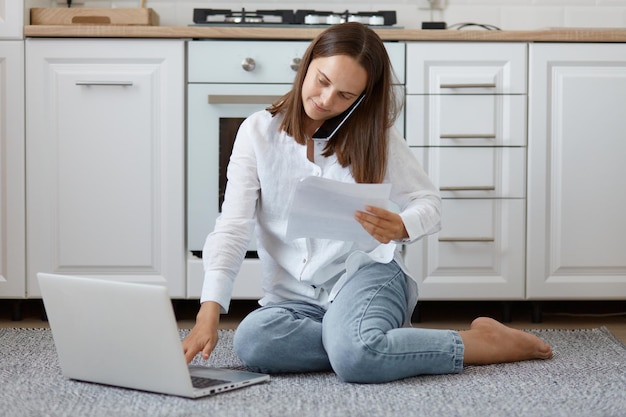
[295,10,396,26]
[193,9,296,25]
[192,9,397,27]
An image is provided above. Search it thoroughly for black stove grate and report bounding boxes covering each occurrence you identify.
[192,9,397,27]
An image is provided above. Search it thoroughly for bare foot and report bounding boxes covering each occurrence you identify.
[459,317,553,365]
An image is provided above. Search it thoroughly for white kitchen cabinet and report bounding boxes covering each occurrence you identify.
[0,41,25,298]
[404,42,528,300]
[527,44,626,299]
[25,39,186,297]
[0,1,23,39]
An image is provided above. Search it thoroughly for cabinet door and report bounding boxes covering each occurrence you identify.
[527,44,626,299]
[26,39,185,297]
[404,199,526,300]
[0,1,23,39]
[0,41,25,298]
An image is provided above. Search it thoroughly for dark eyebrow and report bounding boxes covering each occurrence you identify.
[317,68,330,82]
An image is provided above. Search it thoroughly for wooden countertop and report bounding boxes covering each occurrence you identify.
[23,25,626,42]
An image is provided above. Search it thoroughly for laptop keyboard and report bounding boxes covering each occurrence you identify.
[191,376,229,389]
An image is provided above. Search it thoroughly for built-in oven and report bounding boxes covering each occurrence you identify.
[186,40,310,298]
[185,19,406,299]
[187,40,310,253]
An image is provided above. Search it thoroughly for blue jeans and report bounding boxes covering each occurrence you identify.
[233,260,464,383]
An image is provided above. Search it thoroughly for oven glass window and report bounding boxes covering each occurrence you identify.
[218,117,246,210]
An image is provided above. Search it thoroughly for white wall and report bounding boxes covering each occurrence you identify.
[25,0,626,30]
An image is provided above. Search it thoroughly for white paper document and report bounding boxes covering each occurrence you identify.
[285,176,392,243]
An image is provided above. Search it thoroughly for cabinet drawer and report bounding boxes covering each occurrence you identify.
[438,199,525,278]
[404,199,526,300]
[406,42,527,94]
[406,94,526,146]
[412,147,525,198]
[188,41,309,83]
[439,199,509,241]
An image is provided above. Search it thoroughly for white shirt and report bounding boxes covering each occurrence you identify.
[201,110,441,321]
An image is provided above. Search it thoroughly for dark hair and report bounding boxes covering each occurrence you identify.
[267,22,400,184]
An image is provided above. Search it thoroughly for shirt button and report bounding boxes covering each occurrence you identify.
[302,258,307,263]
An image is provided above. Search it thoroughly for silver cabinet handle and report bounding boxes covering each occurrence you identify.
[440,134,497,139]
[440,186,496,191]
[438,237,495,242]
[241,57,256,72]
[290,57,302,72]
[440,83,497,89]
[75,81,134,86]
[208,95,282,105]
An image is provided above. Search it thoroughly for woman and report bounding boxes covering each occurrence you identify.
[182,22,552,383]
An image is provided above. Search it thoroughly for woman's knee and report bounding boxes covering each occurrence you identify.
[324,325,388,383]
[234,304,330,373]
[233,308,278,369]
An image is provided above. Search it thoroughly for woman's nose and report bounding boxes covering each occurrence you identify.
[320,89,335,108]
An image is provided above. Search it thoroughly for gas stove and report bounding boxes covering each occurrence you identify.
[192,9,399,28]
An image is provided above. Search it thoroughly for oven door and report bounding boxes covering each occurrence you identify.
[187,83,292,254]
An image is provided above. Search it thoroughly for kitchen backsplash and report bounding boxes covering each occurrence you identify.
[25,0,626,30]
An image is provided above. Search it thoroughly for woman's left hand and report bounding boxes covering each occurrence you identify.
[355,206,409,244]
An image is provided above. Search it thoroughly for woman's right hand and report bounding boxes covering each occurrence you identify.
[182,301,221,363]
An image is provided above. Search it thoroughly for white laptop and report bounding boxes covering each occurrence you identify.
[37,273,269,398]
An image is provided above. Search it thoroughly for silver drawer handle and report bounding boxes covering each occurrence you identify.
[241,57,256,72]
[440,186,496,191]
[440,134,497,139]
[438,237,495,242]
[440,83,497,89]
[208,95,282,105]
[75,81,134,86]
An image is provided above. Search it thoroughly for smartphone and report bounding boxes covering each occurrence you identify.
[311,94,366,141]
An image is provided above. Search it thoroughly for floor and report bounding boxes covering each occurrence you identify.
[3,299,624,344]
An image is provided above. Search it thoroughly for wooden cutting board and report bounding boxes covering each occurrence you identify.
[30,8,160,26]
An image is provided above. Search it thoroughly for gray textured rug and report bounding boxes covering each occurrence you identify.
[1,327,625,417]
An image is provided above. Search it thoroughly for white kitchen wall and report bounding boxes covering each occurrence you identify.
[24,0,626,30]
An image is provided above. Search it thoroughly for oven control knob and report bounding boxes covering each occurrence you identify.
[290,58,302,72]
[241,57,256,72]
